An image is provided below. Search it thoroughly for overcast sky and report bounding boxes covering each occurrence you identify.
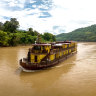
[0,0,96,34]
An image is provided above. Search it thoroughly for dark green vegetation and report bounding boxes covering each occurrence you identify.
[56,25,96,41]
[0,18,56,47]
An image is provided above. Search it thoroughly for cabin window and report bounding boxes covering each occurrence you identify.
[35,55,37,62]
[43,46,45,50]
[34,46,41,50]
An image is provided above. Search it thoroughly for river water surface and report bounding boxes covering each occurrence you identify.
[0,42,96,96]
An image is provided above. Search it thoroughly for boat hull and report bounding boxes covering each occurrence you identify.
[20,51,76,70]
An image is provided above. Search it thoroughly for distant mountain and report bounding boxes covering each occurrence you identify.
[56,24,96,42]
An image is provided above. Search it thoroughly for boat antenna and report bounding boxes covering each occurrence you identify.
[35,41,36,44]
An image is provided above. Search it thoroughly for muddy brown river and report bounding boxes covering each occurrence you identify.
[0,42,96,96]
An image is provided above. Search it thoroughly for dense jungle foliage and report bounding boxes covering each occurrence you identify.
[0,18,56,46]
[56,25,96,42]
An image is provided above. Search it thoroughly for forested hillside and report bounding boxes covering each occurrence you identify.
[56,25,96,41]
[0,18,56,47]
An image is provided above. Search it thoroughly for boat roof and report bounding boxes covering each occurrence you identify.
[53,43,70,47]
[62,43,70,44]
[56,41,71,43]
[56,43,70,45]
[53,44,62,46]
[32,43,51,46]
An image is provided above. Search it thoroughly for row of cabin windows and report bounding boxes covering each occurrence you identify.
[33,44,75,51]
[53,45,76,49]
[34,49,74,62]
[34,46,50,50]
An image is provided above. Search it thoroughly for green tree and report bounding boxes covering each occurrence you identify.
[0,22,3,30]
[8,33,18,46]
[27,28,34,36]
[0,19,56,47]
[43,32,56,41]
[0,30,9,46]
[3,18,19,33]
[29,28,33,32]
[34,30,39,36]
[43,32,51,41]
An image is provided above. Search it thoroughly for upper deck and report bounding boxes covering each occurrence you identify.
[30,41,77,54]
[31,43,51,54]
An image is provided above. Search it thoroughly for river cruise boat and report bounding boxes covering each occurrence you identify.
[20,41,77,70]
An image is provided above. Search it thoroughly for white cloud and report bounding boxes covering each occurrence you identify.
[30,0,36,4]
[32,5,37,8]
[0,0,96,34]
[50,0,96,32]
[38,4,49,10]
[0,0,26,8]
